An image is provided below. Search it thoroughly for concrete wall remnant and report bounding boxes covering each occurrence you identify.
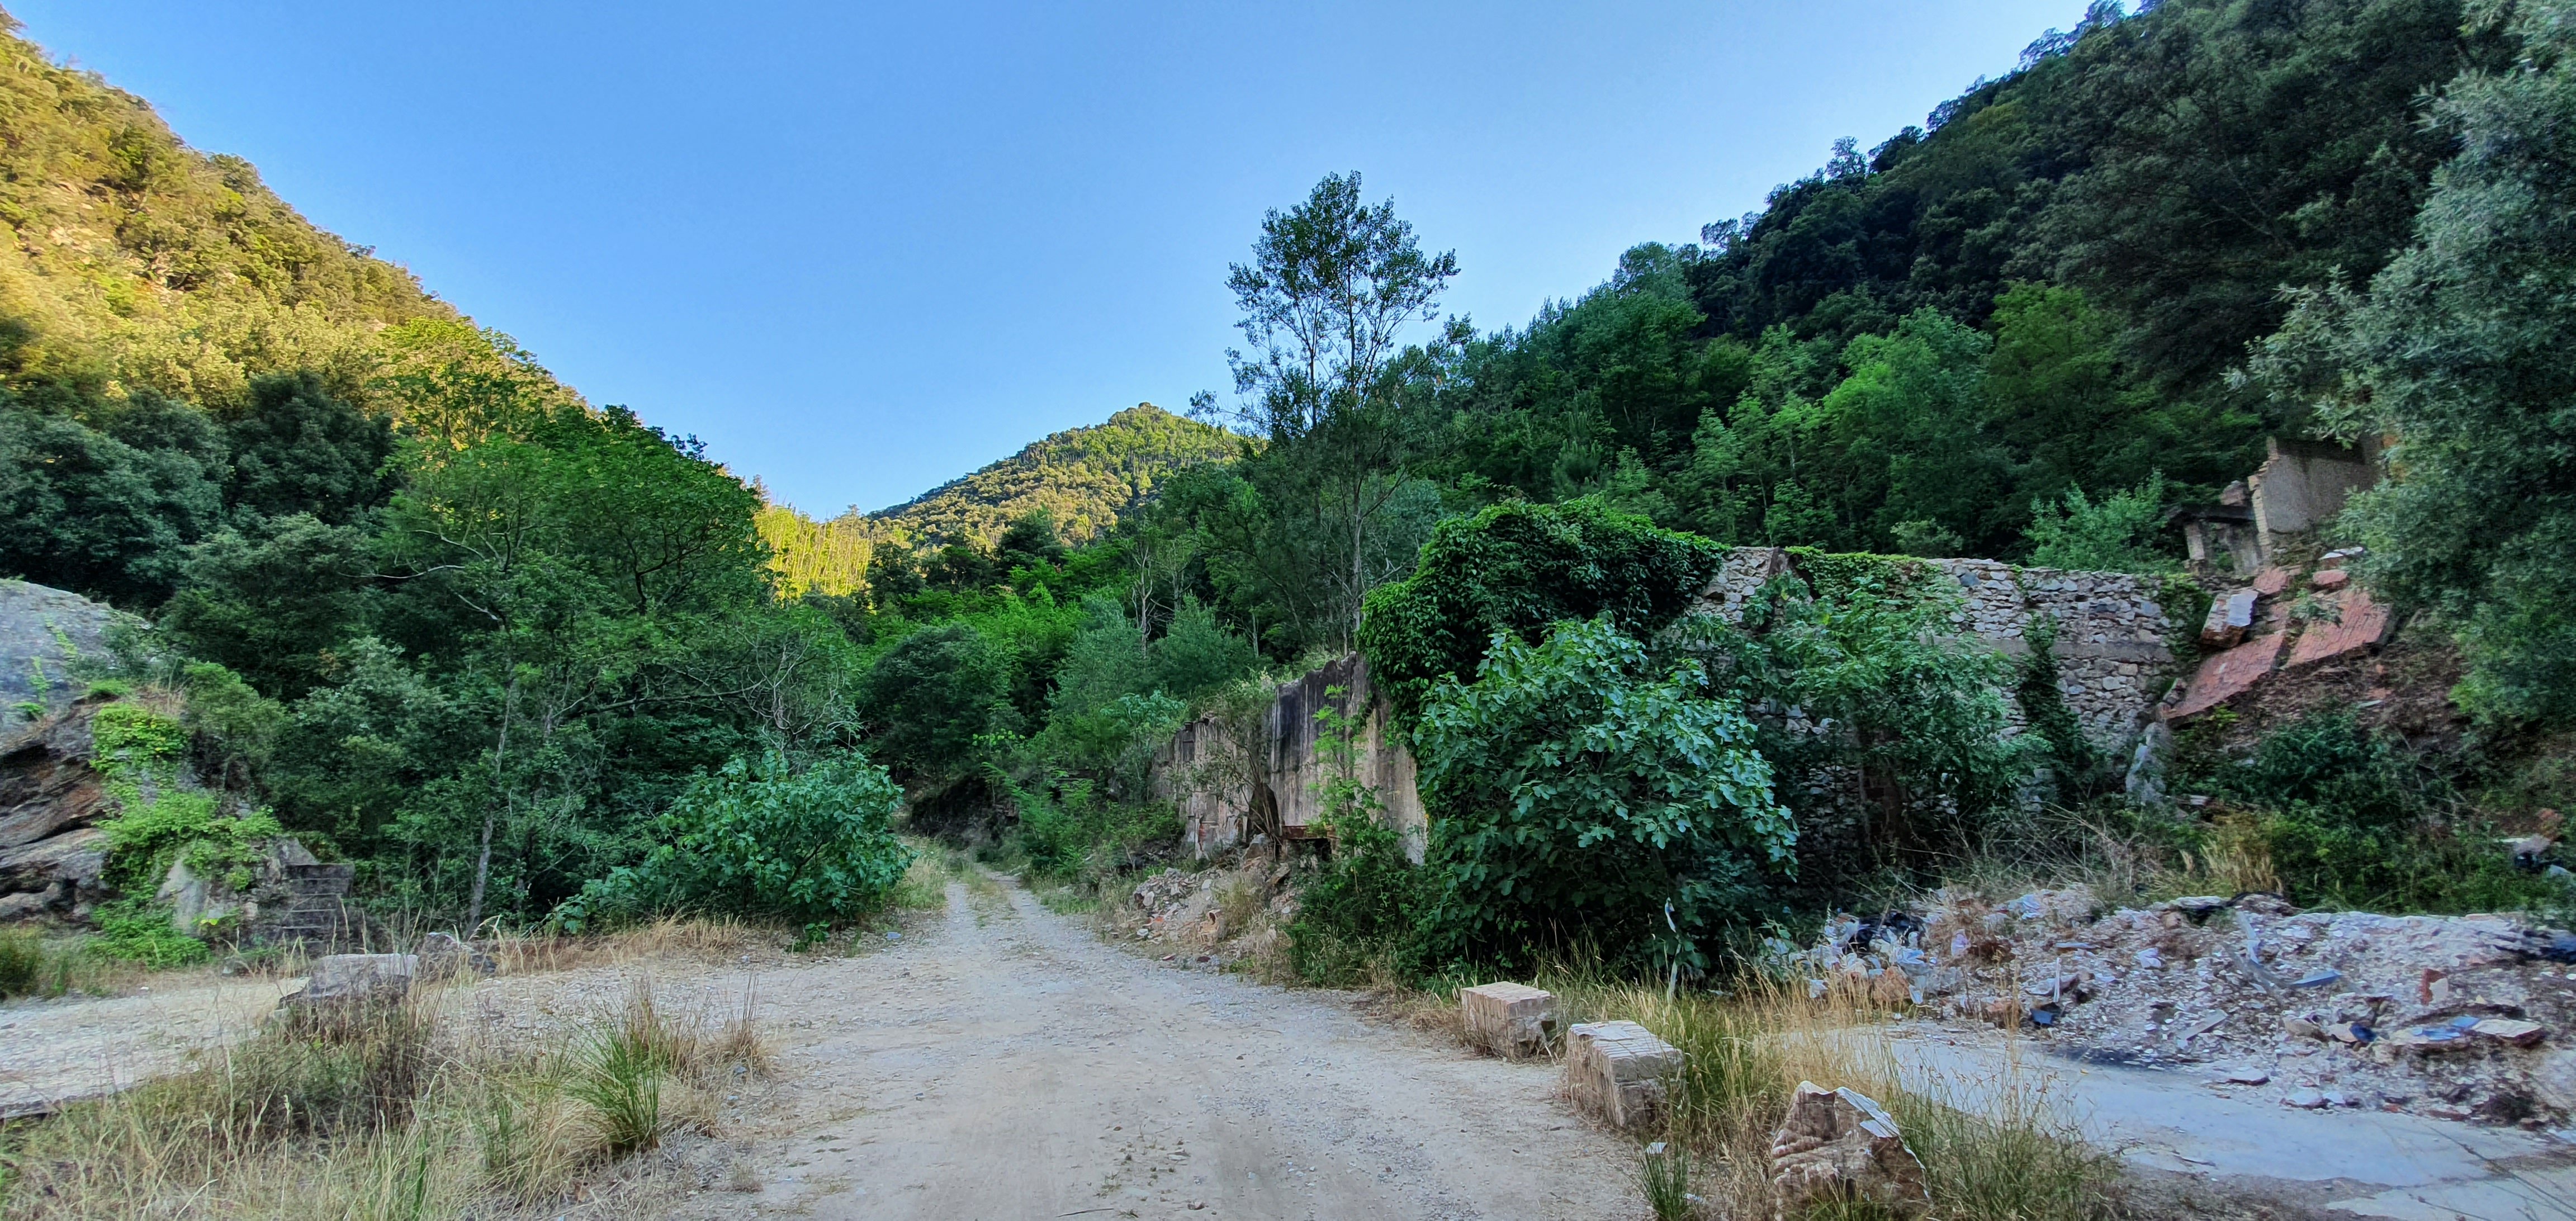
[2250,437,2378,562]
[1150,654,1426,862]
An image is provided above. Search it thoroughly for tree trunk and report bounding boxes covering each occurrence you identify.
[465,671,519,934]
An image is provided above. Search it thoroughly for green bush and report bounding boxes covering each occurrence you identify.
[1358,499,1725,722]
[1284,813,1427,985]
[2208,714,2560,914]
[1010,776,1180,883]
[1410,617,1792,974]
[1700,570,2026,858]
[552,751,913,930]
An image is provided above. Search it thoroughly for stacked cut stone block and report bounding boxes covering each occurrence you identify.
[1564,1020,1683,1132]
[1460,982,1557,1058]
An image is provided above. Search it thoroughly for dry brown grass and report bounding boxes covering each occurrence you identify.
[485,916,784,976]
[1,975,773,1218]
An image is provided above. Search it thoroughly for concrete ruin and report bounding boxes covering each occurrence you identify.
[1150,653,1427,861]
[1150,550,2188,859]
[2249,436,2379,561]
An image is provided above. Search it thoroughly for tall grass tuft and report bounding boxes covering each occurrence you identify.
[1639,1139,1696,1220]
[1535,964,2122,1220]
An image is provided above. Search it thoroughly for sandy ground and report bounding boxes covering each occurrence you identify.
[12,873,2576,1219]
[0,969,297,1116]
[676,876,1643,1220]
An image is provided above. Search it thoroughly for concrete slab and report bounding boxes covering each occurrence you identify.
[2289,590,2394,669]
[1461,982,1556,1058]
[1566,1020,1681,1132]
[1890,1029,2576,1216]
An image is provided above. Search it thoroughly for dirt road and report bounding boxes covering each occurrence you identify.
[690,877,1642,1220]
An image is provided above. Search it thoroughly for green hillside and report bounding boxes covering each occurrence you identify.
[757,403,1242,598]
[0,12,487,410]
[872,403,1242,545]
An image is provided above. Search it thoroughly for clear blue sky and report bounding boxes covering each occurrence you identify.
[13,1,2090,517]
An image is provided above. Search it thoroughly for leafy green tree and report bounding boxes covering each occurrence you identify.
[2021,475,2175,574]
[0,396,224,604]
[1359,499,1726,720]
[1412,617,1791,972]
[858,622,1017,782]
[159,515,374,697]
[1199,172,1459,648]
[219,372,396,525]
[2257,0,2576,723]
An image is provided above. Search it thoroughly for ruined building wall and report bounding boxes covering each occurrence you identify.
[1152,550,2185,860]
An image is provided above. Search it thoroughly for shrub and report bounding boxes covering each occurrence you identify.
[1411,617,1792,974]
[1698,570,2026,860]
[2020,474,2177,574]
[553,751,913,930]
[1285,804,1428,986]
[1358,499,1726,722]
[2205,714,2561,913]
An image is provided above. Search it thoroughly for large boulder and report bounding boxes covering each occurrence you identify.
[0,581,113,725]
[1769,1082,1933,1218]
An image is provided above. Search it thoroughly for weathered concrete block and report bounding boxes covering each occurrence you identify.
[1461,982,1556,1058]
[1770,1081,1932,1218]
[1565,1020,1682,1132]
[417,931,497,981]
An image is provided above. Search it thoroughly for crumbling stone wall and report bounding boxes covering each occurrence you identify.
[1692,548,2180,747]
[1153,548,2185,859]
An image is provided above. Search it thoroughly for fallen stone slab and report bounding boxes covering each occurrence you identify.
[1460,982,1556,1058]
[2200,589,2258,647]
[2167,631,2285,721]
[1770,1081,1932,1218]
[1565,1020,1681,1132]
[2285,589,2393,669]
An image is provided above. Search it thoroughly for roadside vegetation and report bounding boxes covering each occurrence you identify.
[2,1,2575,1217]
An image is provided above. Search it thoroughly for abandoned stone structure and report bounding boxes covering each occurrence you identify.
[1149,549,2186,859]
[2171,436,2381,576]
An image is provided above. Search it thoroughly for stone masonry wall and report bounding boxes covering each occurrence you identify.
[1152,548,2185,860]
[1691,548,2179,746]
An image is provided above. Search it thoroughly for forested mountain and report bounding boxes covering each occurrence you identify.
[0,13,506,411]
[1410,0,2507,565]
[870,403,1239,544]
[756,403,1240,598]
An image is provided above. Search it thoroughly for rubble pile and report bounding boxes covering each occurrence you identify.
[1119,860,1295,968]
[1791,885,2576,1124]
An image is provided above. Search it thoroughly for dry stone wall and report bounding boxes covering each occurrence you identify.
[1152,548,2187,859]
[1691,548,2179,747]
